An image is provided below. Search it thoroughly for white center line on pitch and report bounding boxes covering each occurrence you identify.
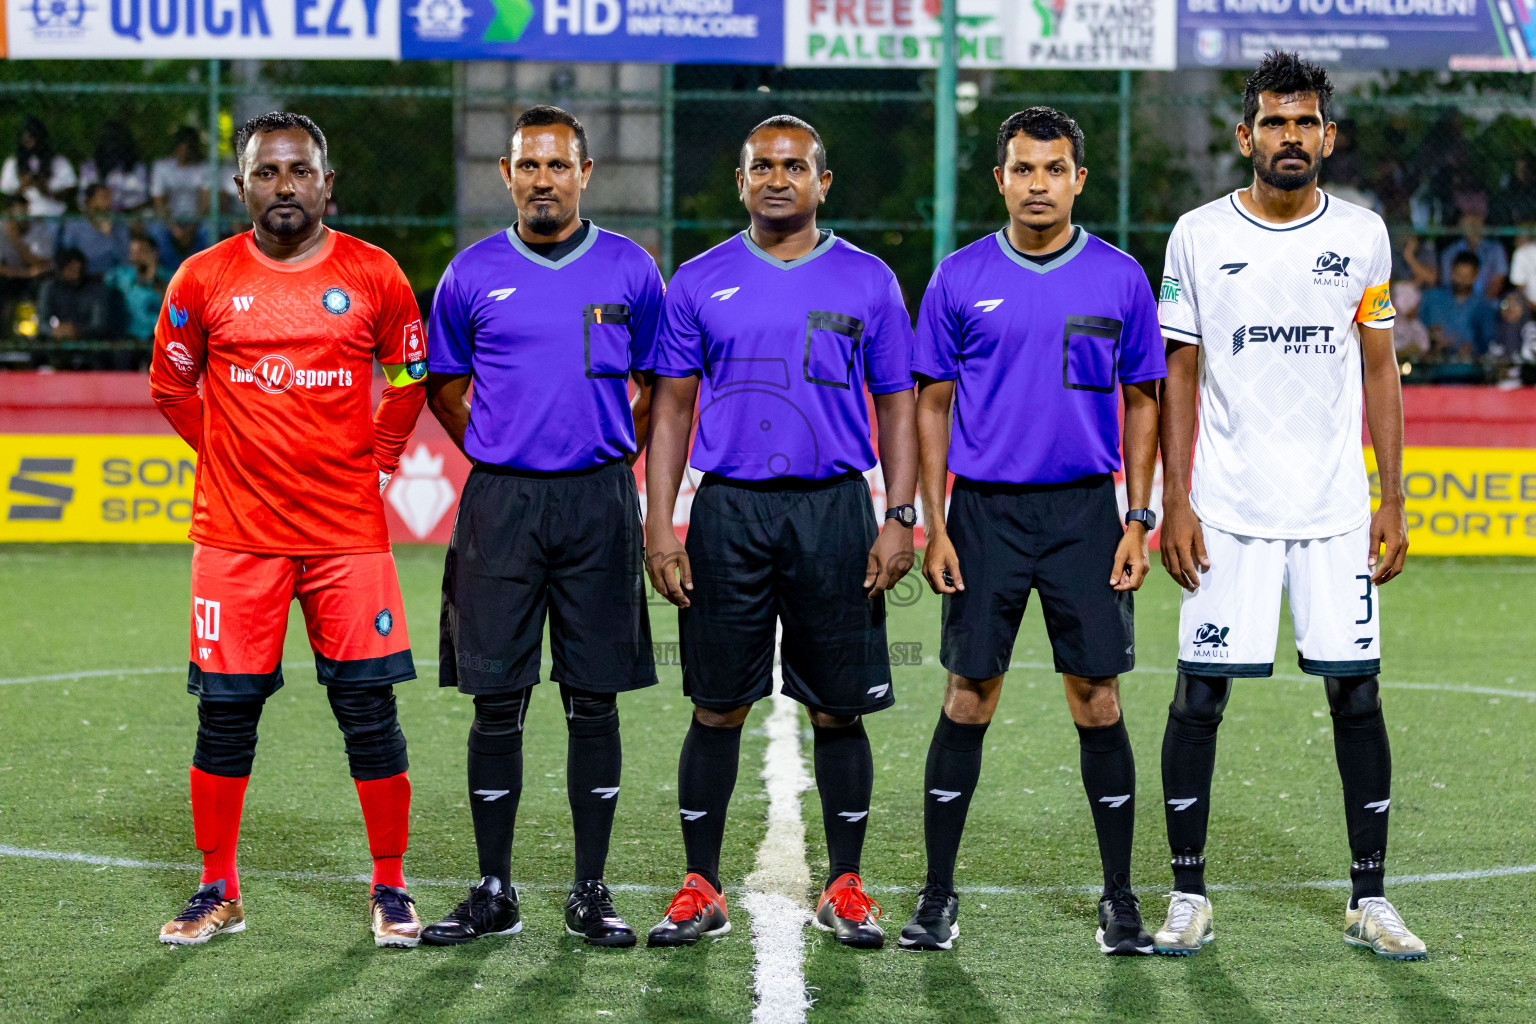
[0,844,660,892]
[742,628,814,1024]
[4,843,1532,898]
[8,662,1532,701]
[0,667,185,686]
[1004,662,1536,700]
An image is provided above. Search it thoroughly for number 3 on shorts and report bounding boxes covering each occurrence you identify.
[1354,574,1374,625]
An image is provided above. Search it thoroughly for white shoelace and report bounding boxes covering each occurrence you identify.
[1165,892,1204,932]
[1358,897,1410,937]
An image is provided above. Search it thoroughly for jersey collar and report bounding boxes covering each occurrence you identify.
[993,225,1089,274]
[739,228,837,270]
[1227,189,1329,232]
[503,219,601,269]
[242,226,336,273]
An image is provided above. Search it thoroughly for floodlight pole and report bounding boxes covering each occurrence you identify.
[932,0,958,269]
[206,59,221,248]
[661,64,676,277]
[1116,68,1131,251]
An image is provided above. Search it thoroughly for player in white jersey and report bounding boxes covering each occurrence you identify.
[1151,53,1425,961]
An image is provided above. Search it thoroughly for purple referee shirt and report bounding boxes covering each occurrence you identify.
[428,222,664,471]
[914,228,1166,485]
[647,230,914,481]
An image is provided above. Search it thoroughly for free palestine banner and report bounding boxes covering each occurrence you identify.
[782,0,1177,69]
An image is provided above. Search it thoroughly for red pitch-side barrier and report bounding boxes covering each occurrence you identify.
[3,372,1534,549]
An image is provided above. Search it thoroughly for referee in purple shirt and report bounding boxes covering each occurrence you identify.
[643,116,919,950]
[421,106,663,949]
[898,108,1166,955]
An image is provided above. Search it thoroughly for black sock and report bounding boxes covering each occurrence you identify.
[813,719,874,886]
[565,693,622,884]
[677,717,742,893]
[923,711,989,893]
[466,693,527,889]
[1329,677,1391,906]
[1161,674,1229,897]
[1077,717,1136,894]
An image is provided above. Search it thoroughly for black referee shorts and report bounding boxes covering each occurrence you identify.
[679,471,894,717]
[940,473,1134,681]
[439,459,656,696]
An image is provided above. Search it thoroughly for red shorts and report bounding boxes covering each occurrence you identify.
[187,543,415,701]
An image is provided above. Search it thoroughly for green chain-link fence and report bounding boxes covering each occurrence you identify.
[4,60,1536,382]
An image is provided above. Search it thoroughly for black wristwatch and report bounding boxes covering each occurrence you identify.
[1125,508,1157,531]
[885,504,917,528]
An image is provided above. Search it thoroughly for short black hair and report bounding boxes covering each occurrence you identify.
[740,115,827,176]
[510,105,589,163]
[997,107,1085,170]
[1244,51,1333,128]
[1452,251,1481,273]
[56,246,87,270]
[234,112,327,173]
[82,182,111,203]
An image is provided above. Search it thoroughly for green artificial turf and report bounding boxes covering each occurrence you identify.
[1,545,1532,1022]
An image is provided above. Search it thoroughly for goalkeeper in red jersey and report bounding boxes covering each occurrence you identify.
[149,113,428,948]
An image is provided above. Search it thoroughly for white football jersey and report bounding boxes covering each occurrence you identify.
[1157,190,1396,540]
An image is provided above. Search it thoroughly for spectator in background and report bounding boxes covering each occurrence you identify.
[1411,112,1471,228]
[60,184,129,275]
[0,193,48,331]
[149,220,207,273]
[1491,154,1536,228]
[1492,288,1533,374]
[1324,122,1382,214]
[149,127,211,272]
[79,123,149,214]
[1420,251,1498,362]
[0,116,77,218]
[1,193,53,279]
[77,122,150,213]
[1391,280,1429,364]
[1401,235,1440,288]
[1508,228,1536,306]
[150,126,209,223]
[1449,177,1489,234]
[1439,212,1507,299]
[37,247,113,342]
[105,230,168,342]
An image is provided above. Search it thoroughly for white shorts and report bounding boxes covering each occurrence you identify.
[1177,521,1381,679]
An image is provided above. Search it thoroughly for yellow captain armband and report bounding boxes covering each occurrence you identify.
[1356,282,1395,324]
[382,359,427,387]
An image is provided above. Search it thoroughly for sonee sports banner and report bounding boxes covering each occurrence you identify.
[1366,446,1536,556]
[1,435,198,543]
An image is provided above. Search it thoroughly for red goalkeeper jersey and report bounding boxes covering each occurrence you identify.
[150,229,427,555]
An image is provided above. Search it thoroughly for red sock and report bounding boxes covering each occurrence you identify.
[189,766,249,900]
[354,772,411,889]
